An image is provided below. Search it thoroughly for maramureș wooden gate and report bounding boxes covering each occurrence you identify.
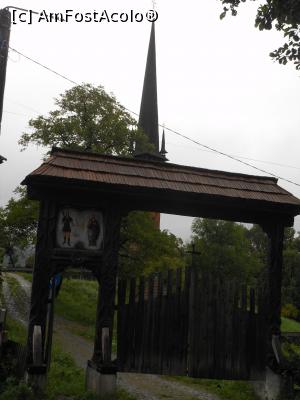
[117,267,267,380]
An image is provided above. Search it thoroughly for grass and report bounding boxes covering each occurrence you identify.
[17,273,98,341]
[18,272,33,282]
[281,317,300,332]
[5,315,27,344]
[16,274,118,351]
[3,313,134,399]
[166,376,260,400]
[55,278,98,341]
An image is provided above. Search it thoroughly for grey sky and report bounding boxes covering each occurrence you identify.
[1,0,300,241]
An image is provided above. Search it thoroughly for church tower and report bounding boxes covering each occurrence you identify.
[135,22,167,162]
[135,22,167,228]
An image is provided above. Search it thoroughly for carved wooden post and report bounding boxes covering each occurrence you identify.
[26,200,56,368]
[262,222,291,400]
[86,207,121,396]
[265,223,284,339]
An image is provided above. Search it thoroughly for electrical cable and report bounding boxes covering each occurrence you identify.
[8,46,300,188]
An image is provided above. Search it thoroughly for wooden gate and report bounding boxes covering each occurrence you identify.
[117,267,267,380]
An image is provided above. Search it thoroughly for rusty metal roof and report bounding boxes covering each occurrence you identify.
[23,148,300,211]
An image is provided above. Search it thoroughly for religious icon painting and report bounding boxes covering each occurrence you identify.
[56,208,104,250]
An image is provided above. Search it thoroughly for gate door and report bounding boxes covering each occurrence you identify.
[117,268,266,380]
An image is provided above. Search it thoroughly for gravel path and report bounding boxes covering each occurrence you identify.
[2,273,221,400]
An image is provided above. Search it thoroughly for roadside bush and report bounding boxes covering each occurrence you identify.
[282,303,299,320]
[0,380,36,400]
[25,254,35,268]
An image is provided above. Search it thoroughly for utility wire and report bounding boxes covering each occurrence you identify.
[9,47,77,85]
[8,46,300,188]
[167,140,300,171]
[4,110,28,117]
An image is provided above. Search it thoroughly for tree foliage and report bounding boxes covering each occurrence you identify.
[190,218,263,284]
[219,0,300,69]
[19,83,152,156]
[0,187,39,250]
[119,211,185,278]
[190,218,300,320]
[10,85,180,276]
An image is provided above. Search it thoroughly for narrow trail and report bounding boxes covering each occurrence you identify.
[2,273,221,400]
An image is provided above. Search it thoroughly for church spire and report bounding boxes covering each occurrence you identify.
[160,129,168,160]
[135,22,165,161]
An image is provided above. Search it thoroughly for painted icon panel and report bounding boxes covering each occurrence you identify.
[56,208,104,250]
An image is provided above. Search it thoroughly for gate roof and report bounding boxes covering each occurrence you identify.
[22,147,300,226]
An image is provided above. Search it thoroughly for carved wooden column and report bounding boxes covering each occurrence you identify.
[26,200,56,365]
[92,207,121,367]
[266,223,284,337]
[263,222,284,370]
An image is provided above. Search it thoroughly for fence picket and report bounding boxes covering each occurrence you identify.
[117,267,266,380]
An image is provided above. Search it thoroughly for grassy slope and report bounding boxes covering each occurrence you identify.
[166,376,260,400]
[2,280,134,400]
[54,278,98,341]
[18,273,98,340]
[281,316,300,332]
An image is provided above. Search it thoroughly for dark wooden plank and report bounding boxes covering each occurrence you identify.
[196,271,207,377]
[117,279,127,371]
[174,268,184,375]
[231,282,240,379]
[128,278,136,370]
[153,273,163,373]
[187,266,197,376]
[247,287,256,377]
[144,275,154,372]
[159,272,167,373]
[206,272,215,378]
[164,269,173,374]
[224,280,234,379]
[215,276,225,379]
[182,267,190,375]
[136,277,145,372]
[240,285,248,378]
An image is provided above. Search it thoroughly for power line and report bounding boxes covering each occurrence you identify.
[9,46,77,85]
[6,97,42,115]
[7,46,300,188]
[3,110,28,117]
[167,140,300,172]
[163,125,300,187]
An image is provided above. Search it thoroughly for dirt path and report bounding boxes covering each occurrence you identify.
[2,273,221,400]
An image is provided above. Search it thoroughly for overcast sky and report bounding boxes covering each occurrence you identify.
[1,0,300,241]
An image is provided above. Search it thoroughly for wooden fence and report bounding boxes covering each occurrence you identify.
[117,267,267,380]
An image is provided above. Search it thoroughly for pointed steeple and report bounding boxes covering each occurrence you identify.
[135,23,165,161]
[160,129,168,160]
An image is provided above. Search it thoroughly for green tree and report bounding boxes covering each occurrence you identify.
[119,211,185,278]
[190,218,263,284]
[14,84,182,277]
[246,224,268,265]
[19,83,152,156]
[219,0,300,69]
[0,187,39,250]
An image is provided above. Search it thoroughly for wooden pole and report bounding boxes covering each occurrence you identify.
[26,200,56,366]
[265,223,284,337]
[262,222,284,372]
[92,207,121,367]
[0,8,11,133]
